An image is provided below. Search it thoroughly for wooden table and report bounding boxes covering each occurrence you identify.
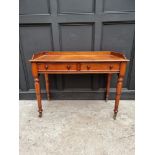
[30,51,129,119]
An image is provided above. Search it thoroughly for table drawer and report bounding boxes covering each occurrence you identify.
[80,63,120,72]
[37,63,77,71]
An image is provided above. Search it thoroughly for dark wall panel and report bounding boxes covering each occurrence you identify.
[60,24,94,51]
[59,23,94,89]
[63,75,92,90]
[101,23,134,88]
[19,50,28,91]
[19,0,50,15]
[58,0,95,14]
[20,24,53,89]
[19,0,135,99]
[101,23,134,58]
[128,40,135,90]
[128,57,135,90]
[104,0,135,12]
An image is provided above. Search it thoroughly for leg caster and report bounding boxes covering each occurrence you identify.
[113,112,117,120]
[105,97,108,102]
[38,111,42,117]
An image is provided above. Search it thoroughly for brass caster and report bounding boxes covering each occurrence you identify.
[113,112,117,120]
[38,112,42,117]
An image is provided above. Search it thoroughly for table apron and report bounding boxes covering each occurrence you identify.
[38,71,120,74]
[37,62,121,73]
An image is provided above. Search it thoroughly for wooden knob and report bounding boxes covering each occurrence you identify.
[109,65,113,70]
[67,65,71,70]
[45,65,48,70]
[87,65,90,70]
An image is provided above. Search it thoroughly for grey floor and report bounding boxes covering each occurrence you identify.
[19,100,135,155]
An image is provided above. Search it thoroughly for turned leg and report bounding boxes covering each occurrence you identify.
[45,73,51,100]
[34,77,43,117]
[105,74,112,102]
[113,76,124,120]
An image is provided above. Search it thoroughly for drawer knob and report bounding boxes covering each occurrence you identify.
[45,65,48,70]
[87,65,90,70]
[67,65,71,70]
[109,65,113,70]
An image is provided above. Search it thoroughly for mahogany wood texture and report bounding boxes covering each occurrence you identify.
[30,51,129,119]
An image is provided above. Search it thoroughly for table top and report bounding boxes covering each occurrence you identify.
[30,51,129,62]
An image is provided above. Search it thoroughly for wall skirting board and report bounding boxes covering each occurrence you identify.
[19,89,135,100]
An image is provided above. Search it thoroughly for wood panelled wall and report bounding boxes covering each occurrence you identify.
[19,0,135,99]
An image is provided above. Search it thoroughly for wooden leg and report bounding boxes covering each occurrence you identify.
[105,74,112,102]
[113,76,124,120]
[45,73,51,100]
[34,77,42,117]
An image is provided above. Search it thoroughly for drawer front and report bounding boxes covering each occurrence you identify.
[37,63,77,71]
[80,63,120,72]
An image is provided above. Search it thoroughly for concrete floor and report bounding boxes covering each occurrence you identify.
[19,100,135,155]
